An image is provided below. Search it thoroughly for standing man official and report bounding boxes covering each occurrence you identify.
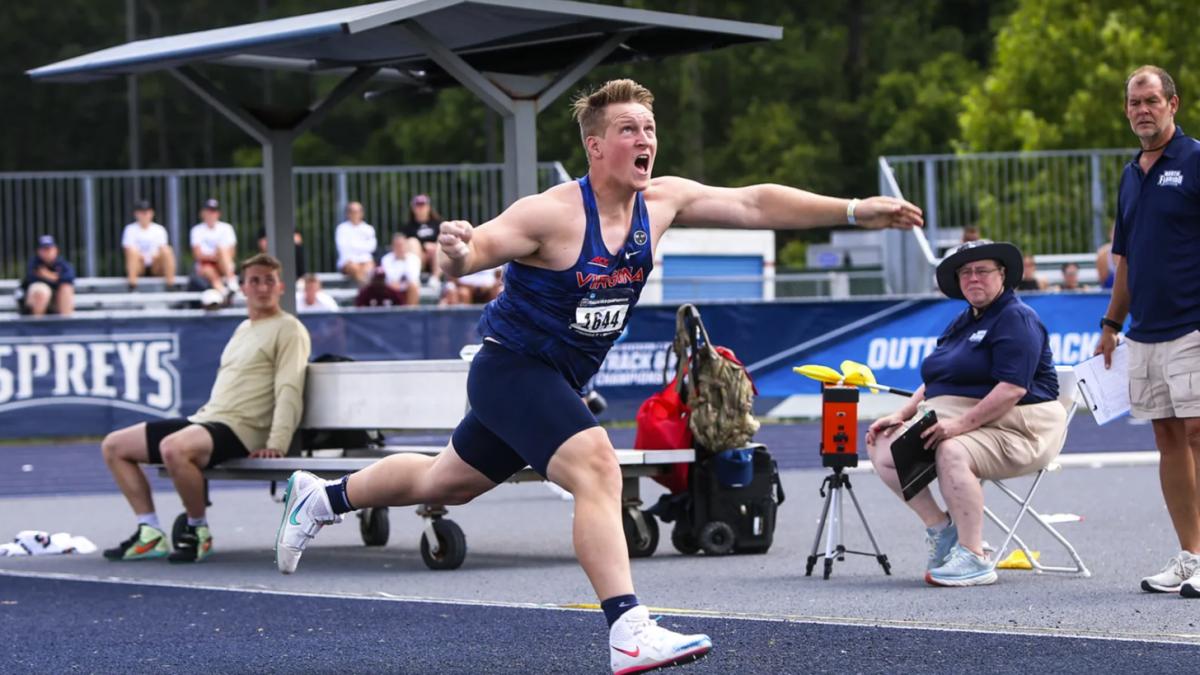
[1098,65,1200,597]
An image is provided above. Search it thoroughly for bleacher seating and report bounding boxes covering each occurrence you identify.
[0,272,442,318]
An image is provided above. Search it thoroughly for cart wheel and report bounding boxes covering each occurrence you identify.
[171,512,188,550]
[359,507,390,547]
[622,509,660,558]
[671,522,701,555]
[419,519,467,570]
[698,521,736,555]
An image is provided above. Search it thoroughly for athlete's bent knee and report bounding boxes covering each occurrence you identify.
[561,446,622,498]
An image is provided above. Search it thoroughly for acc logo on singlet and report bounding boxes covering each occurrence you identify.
[0,333,181,417]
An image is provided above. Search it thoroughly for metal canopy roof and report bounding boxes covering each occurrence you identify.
[28,0,781,84]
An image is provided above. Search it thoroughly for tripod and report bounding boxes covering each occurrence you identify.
[806,467,891,579]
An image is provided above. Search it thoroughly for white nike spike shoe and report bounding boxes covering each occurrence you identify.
[275,471,342,574]
[609,605,712,674]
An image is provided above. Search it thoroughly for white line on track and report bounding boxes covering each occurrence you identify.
[2,567,1197,647]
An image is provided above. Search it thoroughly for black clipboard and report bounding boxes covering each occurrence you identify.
[891,410,939,501]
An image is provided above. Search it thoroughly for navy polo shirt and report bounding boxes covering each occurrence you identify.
[1112,126,1200,343]
[921,290,1058,404]
[23,255,76,291]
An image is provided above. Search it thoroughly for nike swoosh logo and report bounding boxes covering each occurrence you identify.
[289,493,312,526]
[612,646,640,658]
[133,537,162,555]
[625,250,638,259]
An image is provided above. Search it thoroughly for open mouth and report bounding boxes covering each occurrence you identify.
[634,154,650,173]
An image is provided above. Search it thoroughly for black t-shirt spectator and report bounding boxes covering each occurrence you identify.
[402,218,441,245]
[256,229,307,277]
[23,255,76,292]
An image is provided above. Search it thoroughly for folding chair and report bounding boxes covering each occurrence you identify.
[982,365,1091,576]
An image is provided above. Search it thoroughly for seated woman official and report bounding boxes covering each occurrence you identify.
[866,240,1067,587]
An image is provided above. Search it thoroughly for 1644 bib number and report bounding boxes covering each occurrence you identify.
[571,290,633,337]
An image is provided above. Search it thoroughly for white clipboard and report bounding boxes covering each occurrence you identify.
[1073,343,1131,425]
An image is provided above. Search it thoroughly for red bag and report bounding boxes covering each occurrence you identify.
[634,373,692,493]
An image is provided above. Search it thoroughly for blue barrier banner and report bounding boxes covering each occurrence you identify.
[751,293,1113,396]
[0,309,482,439]
[0,293,1112,437]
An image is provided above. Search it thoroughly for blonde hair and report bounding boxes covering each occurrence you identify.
[571,79,655,146]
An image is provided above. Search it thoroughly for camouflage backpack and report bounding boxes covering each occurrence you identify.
[670,304,760,459]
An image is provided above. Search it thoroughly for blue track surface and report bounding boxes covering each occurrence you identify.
[0,415,1155,497]
[0,575,1195,674]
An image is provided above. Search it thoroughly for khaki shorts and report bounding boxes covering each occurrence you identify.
[908,395,1067,480]
[1127,331,1200,419]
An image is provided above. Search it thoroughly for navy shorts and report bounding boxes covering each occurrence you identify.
[144,418,249,469]
[452,341,599,483]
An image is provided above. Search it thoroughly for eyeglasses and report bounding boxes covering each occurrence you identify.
[957,266,1001,280]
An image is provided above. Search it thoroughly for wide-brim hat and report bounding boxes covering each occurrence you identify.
[935,239,1023,300]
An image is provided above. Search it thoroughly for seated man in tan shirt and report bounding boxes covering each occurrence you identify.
[100,253,311,563]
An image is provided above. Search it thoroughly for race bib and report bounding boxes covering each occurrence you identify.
[571,289,633,337]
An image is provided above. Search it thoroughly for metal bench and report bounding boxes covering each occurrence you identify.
[160,358,691,569]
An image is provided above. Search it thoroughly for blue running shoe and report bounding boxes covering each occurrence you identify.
[925,519,958,570]
[926,544,997,587]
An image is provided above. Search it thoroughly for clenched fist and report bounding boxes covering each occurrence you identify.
[439,220,474,260]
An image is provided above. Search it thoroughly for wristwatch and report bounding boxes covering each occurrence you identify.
[1099,317,1122,332]
[846,198,859,225]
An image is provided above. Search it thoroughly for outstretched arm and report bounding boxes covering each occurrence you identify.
[658,177,923,231]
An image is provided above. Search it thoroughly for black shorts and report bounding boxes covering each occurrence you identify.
[144,418,249,468]
[451,341,599,483]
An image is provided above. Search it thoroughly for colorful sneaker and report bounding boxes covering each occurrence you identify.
[1142,551,1200,593]
[102,524,169,561]
[925,520,958,570]
[609,606,712,675]
[926,544,997,587]
[275,470,342,574]
[168,524,213,563]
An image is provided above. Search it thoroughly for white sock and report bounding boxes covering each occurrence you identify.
[187,517,207,528]
[136,513,161,530]
[928,516,951,532]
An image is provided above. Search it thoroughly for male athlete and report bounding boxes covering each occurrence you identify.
[275,79,922,673]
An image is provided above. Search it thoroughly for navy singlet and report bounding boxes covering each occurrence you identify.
[478,175,654,393]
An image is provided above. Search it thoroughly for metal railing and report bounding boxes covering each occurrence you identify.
[0,162,572,278]
[878,148,1134,294]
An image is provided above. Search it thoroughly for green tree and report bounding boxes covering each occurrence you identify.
[960,0,1200,152]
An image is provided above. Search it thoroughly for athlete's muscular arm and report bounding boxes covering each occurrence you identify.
[652,176,923,231]
[437,194,551,276]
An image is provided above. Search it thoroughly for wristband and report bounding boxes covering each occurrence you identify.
[1099,317,1122,332]
[846,198,860,225]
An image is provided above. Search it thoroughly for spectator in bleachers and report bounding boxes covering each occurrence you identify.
[401,194,442,281]
[1016,253,1047,291]
[441,267,503,305]
[122,200,176,291]
[354,266,409,308]
[189,198,238,296]
[296,274,339,313]
[379,233,421,305]
[256,227,306,277]
[961,224,981,243]
[21,235,75,316]
[1054,262,1088,292]
[335,201,376,287]
[1095,227,1116,289]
